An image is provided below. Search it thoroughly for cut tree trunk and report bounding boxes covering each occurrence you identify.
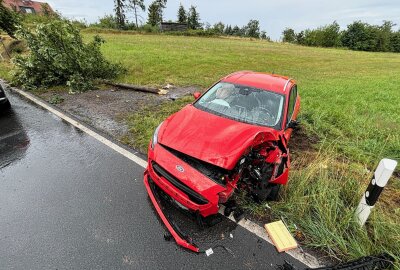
[104,81,168,95]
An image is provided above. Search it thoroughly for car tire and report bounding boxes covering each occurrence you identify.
[266,184,281,201]
[5,100,11,110]
[1,100,11,112]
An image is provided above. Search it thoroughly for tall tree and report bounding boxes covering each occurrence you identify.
[177,3,187,23]
[341,21,371,51]
[260,31,270,40]
[245,19,260,38]
[187,5,201,30]
[157,0,167,8]
[147,1,161,26]
[224,25,232,35]
[296,31,305,44]
[114,0,126,29]
[147,0,167,26]
[390,30,400,52]
[213,22,225,34]
[0,0,20,38]
[129,0,145,28]
[282,28,296,43]
[231,25,240,36]
[376,20,395,52]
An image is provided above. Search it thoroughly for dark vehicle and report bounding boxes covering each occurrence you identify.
[0,81,11,111]
[0,110,30,169]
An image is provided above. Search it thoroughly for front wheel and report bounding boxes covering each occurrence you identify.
[266,184,281,201]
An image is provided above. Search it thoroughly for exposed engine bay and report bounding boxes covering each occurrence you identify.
[236,135,289,202]
[162,132,289,204]
[144,132,290,253]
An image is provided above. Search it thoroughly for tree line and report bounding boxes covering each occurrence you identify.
[282,21,400,53]
[95,1,269,39]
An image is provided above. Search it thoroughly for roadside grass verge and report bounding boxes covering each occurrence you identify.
[240,148,400,265]
[0,61,12,81]
[122,96,194,152]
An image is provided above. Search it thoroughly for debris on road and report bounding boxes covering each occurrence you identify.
[205,248,214,256]
[265,220,298,253]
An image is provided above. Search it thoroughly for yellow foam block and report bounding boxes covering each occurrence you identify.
[264,220,298,252]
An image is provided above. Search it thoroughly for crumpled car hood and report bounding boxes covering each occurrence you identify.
[158,104,279,170]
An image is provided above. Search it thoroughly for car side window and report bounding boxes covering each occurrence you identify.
[286,85,297,125]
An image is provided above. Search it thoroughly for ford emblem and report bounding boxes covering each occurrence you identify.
[176,165,184,172]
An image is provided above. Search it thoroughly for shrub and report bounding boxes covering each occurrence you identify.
[163,29,218,37]
[12,20,124,92]
[49,94,64,104]
[91,14,118,29]
[300,22,341,47]
[140,24,160,33]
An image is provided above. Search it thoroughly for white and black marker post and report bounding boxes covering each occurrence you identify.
[355,158,398,226]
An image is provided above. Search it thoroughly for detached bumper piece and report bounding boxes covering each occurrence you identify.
[144,174,200,253]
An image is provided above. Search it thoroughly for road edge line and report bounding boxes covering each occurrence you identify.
[11,87,321,268]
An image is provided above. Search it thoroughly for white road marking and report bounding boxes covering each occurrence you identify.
[12,87,322,268]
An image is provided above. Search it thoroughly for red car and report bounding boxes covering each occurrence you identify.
[144,71,300,252]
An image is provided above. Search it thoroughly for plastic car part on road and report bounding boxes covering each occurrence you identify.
[144,172,200,252]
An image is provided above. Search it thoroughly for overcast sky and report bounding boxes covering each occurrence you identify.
[46,0,400,40]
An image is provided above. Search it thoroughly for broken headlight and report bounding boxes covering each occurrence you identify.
[151,122,163,149]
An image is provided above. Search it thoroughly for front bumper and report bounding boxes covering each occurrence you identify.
[146,143,226,217]
[143,143,227,251]
[144,173,199,252]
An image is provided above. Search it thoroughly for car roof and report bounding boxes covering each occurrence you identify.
[221,71,294,95]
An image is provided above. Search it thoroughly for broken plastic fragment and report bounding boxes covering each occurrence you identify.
[205,248,214,256]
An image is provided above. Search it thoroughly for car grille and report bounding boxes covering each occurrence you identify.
[160,144,227,186]
[151,161,208,205]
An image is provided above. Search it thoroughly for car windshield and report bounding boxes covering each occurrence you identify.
[194,82,285,129]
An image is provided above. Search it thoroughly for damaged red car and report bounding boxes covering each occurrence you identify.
[144,71,300,252]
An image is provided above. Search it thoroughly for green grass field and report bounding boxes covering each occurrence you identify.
[96,34,400,165]
[1,32,399,266]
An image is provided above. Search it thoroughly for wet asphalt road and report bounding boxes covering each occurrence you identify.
[0,90,306,270]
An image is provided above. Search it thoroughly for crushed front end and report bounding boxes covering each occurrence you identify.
[144,129,290,252]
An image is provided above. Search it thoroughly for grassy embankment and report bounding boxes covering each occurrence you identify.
[1,32,399,266]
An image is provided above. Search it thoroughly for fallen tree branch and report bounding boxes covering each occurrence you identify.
[104,81,168,95]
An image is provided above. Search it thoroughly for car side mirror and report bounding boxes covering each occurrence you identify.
[193,92,201,100]
[287,119,300,130]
